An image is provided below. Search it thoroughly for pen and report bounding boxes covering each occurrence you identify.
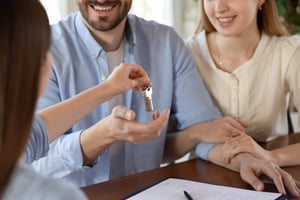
[183,190,194,200]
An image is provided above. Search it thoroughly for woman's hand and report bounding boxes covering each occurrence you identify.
[238,153,300,197]
[106,63,151,94]
[221,134,272,164]
[192,116,248,144]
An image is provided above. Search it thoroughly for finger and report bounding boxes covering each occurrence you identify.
[222,139,248,164]
[223,136,255,161]
[227,117,247,132]
[152,110,161,120]
[125,109,170,143]
[237,119,249,128]
[279,168,300,197]
[149,109,170,128]
[296,180,300,189]
[221,145,233,164]
[112,105,136,121]
[128,109,169,134]
[128,64,149,80]
[260,165,286,195]
[131,77,152,90]
[242,169,265,191]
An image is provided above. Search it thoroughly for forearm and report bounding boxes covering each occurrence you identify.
[270,143,300,167]
[163,126,200,163]
[163,120,226,163]
[39,81,117,142]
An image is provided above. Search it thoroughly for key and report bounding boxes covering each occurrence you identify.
[141,87,153,112]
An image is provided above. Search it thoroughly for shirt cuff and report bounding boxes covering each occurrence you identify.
[60,130,86,170]
[195,142,216,161]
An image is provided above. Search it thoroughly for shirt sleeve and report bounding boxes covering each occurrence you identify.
[24,114,49,163]
[195,142,216,161]
[31,63,87,177]
[167,29,221,130]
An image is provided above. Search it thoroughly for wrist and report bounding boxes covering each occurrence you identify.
[268,150,280,165]
[101,80,122,97]
[186,123,207,144]
[80,121,115,165]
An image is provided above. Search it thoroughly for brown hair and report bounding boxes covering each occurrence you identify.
[0,0,50,195]
[195,0,289,36]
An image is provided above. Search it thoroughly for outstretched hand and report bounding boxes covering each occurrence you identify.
[107,105,170,144]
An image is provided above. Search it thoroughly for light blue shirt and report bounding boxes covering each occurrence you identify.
[33,12,221,187]
[24,114,49,163]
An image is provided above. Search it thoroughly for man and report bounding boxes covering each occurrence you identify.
[33,0,300,195]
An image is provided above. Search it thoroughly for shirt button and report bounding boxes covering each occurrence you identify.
[101,75,107,81]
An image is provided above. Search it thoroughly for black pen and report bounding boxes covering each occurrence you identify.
[183,190,194,200]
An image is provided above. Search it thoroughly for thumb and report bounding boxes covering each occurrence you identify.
[112,105,136,120]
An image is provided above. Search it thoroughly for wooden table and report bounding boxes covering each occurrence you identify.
[82,133,300,200]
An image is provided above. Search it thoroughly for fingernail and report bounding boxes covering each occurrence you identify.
[256,184,263,191]
[126,111,132,119]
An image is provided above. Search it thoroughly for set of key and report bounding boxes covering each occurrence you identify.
[141,87,153,112]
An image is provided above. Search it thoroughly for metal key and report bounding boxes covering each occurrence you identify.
[141,87,153,112]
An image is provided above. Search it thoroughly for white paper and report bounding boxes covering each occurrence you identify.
[125,178,282,200]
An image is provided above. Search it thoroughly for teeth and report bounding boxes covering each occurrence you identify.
[94,5,113,11]
[218,17,234,23]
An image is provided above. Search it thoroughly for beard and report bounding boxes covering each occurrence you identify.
[79,0,131,32]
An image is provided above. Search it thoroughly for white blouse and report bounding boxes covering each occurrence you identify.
[186,31,300,142]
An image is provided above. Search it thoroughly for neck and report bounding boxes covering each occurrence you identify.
[82,17,127,52]
[217,30,260,55]
[210,28,261,72]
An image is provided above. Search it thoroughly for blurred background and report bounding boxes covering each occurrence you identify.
[40,0,199,38]
[40,0,300,37]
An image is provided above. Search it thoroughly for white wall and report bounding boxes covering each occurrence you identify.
[41,0,78,24]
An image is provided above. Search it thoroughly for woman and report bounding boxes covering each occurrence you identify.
[0,1,87,199]
[185,0,300,167]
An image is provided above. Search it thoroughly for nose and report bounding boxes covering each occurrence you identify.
[214,0,229,13]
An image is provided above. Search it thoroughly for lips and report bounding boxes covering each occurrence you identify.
[92,5,114,11]
[216,15,236,27]
[88,0,120,11]
[217,16,235,23]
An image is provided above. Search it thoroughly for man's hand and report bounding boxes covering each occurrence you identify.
[191,116,248,144]
[106,105,170,144]
[80,105,170,164]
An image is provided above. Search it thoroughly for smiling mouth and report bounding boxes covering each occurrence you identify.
[89,1,119,12]
[91,5,114,11]
[217,16,236,23]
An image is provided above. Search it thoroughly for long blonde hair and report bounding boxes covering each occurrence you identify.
[195,0,289,36]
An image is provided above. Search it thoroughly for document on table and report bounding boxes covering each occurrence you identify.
[124,178,286,200]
